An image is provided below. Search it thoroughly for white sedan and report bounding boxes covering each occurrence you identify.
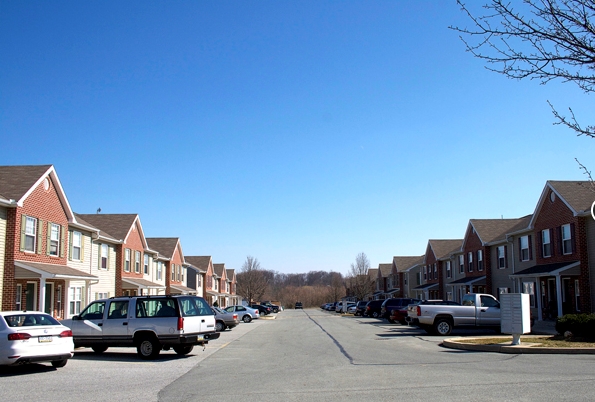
[0,311,74,367]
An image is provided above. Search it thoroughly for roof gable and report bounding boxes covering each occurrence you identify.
[467,216,531,246]
[213,263,227,280]
[185,256,212,273]
[378,263,392,277]
[530,180,594,227]
[428,239,462,260]
[146,238,182,261]
[392,256,425,272]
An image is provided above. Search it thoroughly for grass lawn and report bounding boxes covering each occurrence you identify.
[459,336,595,348]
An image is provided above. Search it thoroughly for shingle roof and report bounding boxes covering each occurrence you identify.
[146,238,179,259]
[213,263,226,278]
[0,165,52,202]
[378,263,392,277]
[470,215,532,244]
[185,256,212,272]
[367,268,378,279]
[549,180,594,213]
[392,256,425,272]
[73,213,118,241]
[428,239,463,259]
[75,214,138,241]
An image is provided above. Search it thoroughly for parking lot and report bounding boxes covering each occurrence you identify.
[2,308,595,401]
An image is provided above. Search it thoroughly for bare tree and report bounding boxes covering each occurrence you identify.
[346,252,375,301]
[327,271,346,303]
[236,256,269,304]
[452,0,595,175]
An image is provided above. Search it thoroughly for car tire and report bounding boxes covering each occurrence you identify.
[51,359,68,368]
[137,336,161,359]
[372,311,379,318]
[243,315,252,323]
[173,345,194,355]
[434,318,453,336]
[92,346,108,354]
[215,321,226,332]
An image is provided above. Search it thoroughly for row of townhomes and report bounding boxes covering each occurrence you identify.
[0,165,240,320]
[363,180,595,323]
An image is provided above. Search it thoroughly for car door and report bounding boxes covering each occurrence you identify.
[478,295,501,326]
[69,300,106,342]
[102,300,131,343]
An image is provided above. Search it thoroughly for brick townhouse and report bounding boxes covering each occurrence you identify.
[416,240,462,300]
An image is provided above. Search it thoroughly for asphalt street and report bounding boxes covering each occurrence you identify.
[1,309,594,401]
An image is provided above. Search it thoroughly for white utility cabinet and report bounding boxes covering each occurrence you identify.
[500,293,531,345]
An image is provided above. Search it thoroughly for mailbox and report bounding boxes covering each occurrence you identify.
[500,293,531,345]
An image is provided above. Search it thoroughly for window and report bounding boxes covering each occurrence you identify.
[523,282,535,307]
[69,286,82,315]
[542,229,551,257]
[171,264,176,281]
[144,254,149,275]
[446,291,453,301]
[416,272,421,285]
[497,246,506,269]
[135,251,141,273]
[562,224,573,254]
[446,261,451,279]
[15,284,22,310]
[100,244,108,269]
[181,266,184,282]
[468,252,473,272]
[49,223,61,256]
[459,255,464,273]
[157,262,163,280]
[71,231,82,260]
[423,266,427,280]
[24,216,37,252]
[498,287,509,295]
[520,235,530,261]
[433,263,437,279]
[124,249,131,272]
[96,292,108,300]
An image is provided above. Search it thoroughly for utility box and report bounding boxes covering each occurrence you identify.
[500,293,531,344]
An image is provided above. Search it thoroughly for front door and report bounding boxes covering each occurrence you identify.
[26,283,36,310]
[44,283,53,315]
[547,278,558,318]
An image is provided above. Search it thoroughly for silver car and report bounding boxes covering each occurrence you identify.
[213,307,240,331]
[223,305,260,323]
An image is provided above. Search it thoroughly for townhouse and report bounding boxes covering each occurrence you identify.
[0,165,238,319]
[417,240,462,300]
[185,255,210,299]
[391,256,424,298]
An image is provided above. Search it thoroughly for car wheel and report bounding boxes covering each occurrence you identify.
[243,315,252,323]
[51,359,68,368]
[215,321,226,332]
[92,346,108,354]
[372,311,379,318]
[434,318,453,336]
[137,336,161,359]
[173,345,194,355]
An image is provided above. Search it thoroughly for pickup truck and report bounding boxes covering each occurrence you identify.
[407,293,500,336]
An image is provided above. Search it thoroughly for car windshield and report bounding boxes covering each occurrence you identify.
[4,313,60,327]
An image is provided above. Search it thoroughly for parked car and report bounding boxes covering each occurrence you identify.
[327,302,337,311]
[63,295,220,359]
[364,300,385,318]
[251,304,272,315]
[261,301,280,313]
[295,301,303,309]
[408,293,500,335]
[380,298,421,322]
[394,300,460,325]
[212,307,239,332]
[347,304,357,314]
[336,301,356,313]
[0,311,74,367]
[224,305,260,323]
[354,301,368,316]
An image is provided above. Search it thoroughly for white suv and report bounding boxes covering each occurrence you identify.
[63,295,219,359]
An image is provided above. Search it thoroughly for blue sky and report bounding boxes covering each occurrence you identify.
[1,1,592,275]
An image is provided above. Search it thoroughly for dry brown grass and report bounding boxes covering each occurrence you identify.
[459,336,595,348]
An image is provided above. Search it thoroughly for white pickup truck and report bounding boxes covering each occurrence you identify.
[407,293,500,336]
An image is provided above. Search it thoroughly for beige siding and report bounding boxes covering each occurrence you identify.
[88,242,117,300]
[0,207,7,306]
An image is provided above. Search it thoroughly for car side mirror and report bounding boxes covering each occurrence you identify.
[72,315,80,321]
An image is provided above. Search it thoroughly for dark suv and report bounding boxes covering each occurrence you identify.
[364,300,385,318]
[381,298,420,322]
[295,301,303,309]
[354,301,368,316]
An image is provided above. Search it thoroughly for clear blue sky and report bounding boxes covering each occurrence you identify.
[1,1,592,275]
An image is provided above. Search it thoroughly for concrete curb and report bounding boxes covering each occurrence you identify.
[443,336,595,354]
[260,314,277,320]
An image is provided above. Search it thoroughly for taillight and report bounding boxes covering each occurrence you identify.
[8,333,31,341]
[417,306,421,316]
[366,306,370,311]
[59,330,73,338]
[178,317,184,330]
[233,314,238,320]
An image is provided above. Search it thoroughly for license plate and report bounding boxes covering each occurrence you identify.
[38,336,53,343]
[196,335,204,341]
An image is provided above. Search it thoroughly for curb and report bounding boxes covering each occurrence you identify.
[260,315,277,320]
[443,336,595,354]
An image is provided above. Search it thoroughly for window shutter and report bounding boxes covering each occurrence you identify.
[60,225,65,258]
[97,244,102,269]
[81,286,85,306]
[536,231,542,258]
[504,246,508,268]
[528,235,533,260]
[518,238,522,262]
[556,226,563,255]
[68,231,73,260]
[20,215,26,252]
[94,292,98,301]
[46,222,52,255]
[37,219,43,254]
[570,223,576,254]
[81,235,85,261]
